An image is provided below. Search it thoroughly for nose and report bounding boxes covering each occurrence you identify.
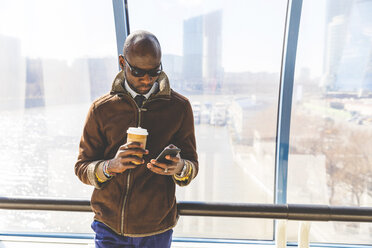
[141,73,153,84]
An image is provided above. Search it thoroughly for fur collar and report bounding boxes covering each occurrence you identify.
[110,70,171,97]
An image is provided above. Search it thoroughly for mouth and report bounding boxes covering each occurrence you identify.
[137,86,151,93]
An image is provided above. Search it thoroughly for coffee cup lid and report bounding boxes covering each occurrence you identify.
[127,127,148,135]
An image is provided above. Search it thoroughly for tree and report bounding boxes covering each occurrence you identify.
[290,109,372,206]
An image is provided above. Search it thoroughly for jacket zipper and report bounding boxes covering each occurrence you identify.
[119,95,168,235]
[121,170,131,235]
[137,108,142,127]
[137,96,171,127]
[121,97,145,235]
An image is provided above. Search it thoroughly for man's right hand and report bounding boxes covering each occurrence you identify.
[107,142,148,174]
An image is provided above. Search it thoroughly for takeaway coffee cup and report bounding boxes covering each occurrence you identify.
[127,127,148,163]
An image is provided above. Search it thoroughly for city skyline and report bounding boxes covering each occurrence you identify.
[1,0,292,74]
[1,0,332,77]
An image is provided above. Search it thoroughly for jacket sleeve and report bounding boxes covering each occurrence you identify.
[74,103,106,189]
[172,99,199,186]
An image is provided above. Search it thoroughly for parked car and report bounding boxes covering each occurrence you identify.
[200,103,211,124]
[210,102,227,126]
[191,101,201,124]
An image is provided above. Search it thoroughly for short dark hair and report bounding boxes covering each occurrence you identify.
[123,30,161,59]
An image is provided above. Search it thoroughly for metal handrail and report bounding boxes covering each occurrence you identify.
[0,197,371,222]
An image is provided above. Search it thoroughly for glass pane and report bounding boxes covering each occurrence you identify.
[288,0,372,244]
[0,210,94,234]
[175,217,273,240]
[286,221,372,245]
[129,0,287,240]
[0,0,117,232]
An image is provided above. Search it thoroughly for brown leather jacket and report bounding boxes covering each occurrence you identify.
[75,70,198,237]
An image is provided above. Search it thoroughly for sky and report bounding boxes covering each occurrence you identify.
[0,0,326,76]
[0,0,117,62]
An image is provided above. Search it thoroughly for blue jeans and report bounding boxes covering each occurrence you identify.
[91,220,173,248]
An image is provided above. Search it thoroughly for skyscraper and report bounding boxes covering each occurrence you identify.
[42,58,91,106]
[322,0,352,91]
[0,35,26,111]
[25,58,45,108]
[183,15,204,91]
[323,0,372,93]
[87,57,117,101]
[183,10,223,93]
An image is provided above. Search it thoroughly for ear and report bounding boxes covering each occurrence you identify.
[119,55,125,70]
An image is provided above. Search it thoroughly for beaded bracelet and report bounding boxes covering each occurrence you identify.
[95,172,105,183]
[176,160,187,177]
[103,160,114,178]
[173,161,192,181]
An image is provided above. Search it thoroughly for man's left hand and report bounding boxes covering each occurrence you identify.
[147,153,184,176]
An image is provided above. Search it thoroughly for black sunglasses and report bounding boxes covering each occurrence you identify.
[124,56,162,77]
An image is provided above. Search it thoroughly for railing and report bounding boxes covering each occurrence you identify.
[0,197,371,223]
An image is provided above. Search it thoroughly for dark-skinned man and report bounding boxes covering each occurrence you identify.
[75,30,198,248]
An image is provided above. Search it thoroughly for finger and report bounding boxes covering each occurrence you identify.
[151,159,178,172]
[147,163,174,174]
[119,142,144,150]
[150,160,177,173]
[120,156,145,165]
[150,159,168,169]
[165,155,180,163]
[123,163,141,169]
[125,165,138,169]
[151,163,176,171]
[118,148,148,157]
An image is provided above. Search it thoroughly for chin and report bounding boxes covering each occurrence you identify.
[137,88,151,94]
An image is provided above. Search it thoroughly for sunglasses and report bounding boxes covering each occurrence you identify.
[124,56,162,77]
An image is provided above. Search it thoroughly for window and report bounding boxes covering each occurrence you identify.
[288,0,372,243]
[0,0,117,233]
[128,0,287,239]
[1,0,370,244]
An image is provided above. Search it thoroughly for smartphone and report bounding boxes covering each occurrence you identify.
[155,147,181,163]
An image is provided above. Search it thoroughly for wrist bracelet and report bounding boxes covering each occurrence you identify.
[96,172,105,183]
[173,161,192,181]
[177,160,187,177]
[103,160,114,178]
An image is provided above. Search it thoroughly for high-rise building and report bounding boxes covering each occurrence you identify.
[87,57,117,101]
[322,0,352,91]
[25,58,45,108]
[203,10,223,92]
[183,10,223,93]
[323,0,372,93]
[162,54,183,91]
[183,15,204,92]
[0,35,26,110]
[42,58,91,106]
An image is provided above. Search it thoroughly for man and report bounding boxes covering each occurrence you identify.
[75,30,198,248]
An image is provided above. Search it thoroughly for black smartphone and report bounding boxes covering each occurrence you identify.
[155,147,181,163]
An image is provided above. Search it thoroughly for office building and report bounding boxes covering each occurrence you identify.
[183,10,223,93]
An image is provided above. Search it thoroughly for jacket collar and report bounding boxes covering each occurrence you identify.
[110,70,171,97]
